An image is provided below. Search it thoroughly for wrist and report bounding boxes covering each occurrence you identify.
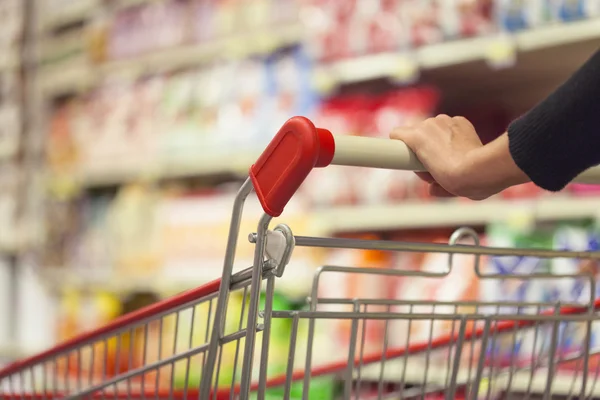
[461,133,530,199]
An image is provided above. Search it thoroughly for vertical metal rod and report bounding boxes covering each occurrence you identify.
[579,317,592,399]
[8,375,14,400]
[565,357,581,400]
[20,370,26,400]
[42,361,48,400]
[89,344,95,389]
[302,319,317,397]
[446,317,467,400]
[231,286,248,398]
[113,336,121,400]
[6,238,18,370]
[585,330,600,400]
[355,305,368,399]
[421,308,436,400]
[504,306,522,397]
[213,347,224,400]
[444,305,459,389]
[544,316,561,400]
[101,339,108,400]
[524,306,543,400]
[200,180,253,400]
[155,318,163,400]
[257,275,276,398]
[466,318,477,399]
[344,302,361,400]
[283,314,300,400]
[30,366,36,397]
[127,328,133,399]
[53,357,58,398]
[486,313,500,400]
[169,312,180,400]
[64,353,70,395]
[239,213,272,399]
[184,306,196,399]
[141,326,148,400]
[399,305,414,400]
[75,348,84,392]
[470,319,491,400]
[202,300,214,370]
[376,306,391,400]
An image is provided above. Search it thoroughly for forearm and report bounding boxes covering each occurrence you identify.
[508,48,600,191]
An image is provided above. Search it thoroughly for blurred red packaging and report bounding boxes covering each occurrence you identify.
[568,184,600,197]
[306,86,440,206]
[401,0,444,47]
[373,86,441,137]
[501,182,544,200]
[313,94,371,135]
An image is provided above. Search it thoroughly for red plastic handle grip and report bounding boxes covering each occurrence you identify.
[249,116,334,217]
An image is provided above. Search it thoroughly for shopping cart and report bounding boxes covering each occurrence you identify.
[3,116,600,400]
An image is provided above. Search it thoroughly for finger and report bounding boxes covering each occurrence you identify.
[430,114,455,132]
[434,114,453,124]
[389,126,419,147]
[452,115,476,130]
[415,171,435,183]
[429,183,456,198]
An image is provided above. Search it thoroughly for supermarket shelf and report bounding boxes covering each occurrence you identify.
[39,268,216,295]
[40,0,98,32]
[359,360,600,397]
[76,150,260,188]
[40,262,315,298]
[39,19,600,96]
[312,196,600,233]
[110,0,163,12]
[315,18,600,86]
[38,57,94,97]
[39,24,303,97]
[98,23,302,78]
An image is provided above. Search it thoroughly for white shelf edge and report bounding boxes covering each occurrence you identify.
[39,261,315,297]
[312,196,600,233]
[321,18,600,85]
[40,0,98,32]
[39,24,303,97]
[76,149,260,187]
[516,18,600,51]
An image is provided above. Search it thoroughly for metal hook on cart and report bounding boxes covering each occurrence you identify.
[448,226,482,275]
[248,223,296,278]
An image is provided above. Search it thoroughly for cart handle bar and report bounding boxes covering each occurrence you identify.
[251,116,600,217]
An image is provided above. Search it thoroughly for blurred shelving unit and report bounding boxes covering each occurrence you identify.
[0,0,41,365]
[36,18,600,188]
[314,18,600,86]
[32,195,600,299]
[77,150,261,188]
[311,196,600,234]
[39,259,316,299]
[38,24,304,97]
[38,0,99,33]
[17,0,600,395]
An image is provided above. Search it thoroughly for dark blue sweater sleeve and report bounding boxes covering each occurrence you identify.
[508,48,600,191]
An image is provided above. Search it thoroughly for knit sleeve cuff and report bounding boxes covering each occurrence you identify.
[508,114,576,192]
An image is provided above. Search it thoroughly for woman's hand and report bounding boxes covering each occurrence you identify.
[390,114,530,200]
